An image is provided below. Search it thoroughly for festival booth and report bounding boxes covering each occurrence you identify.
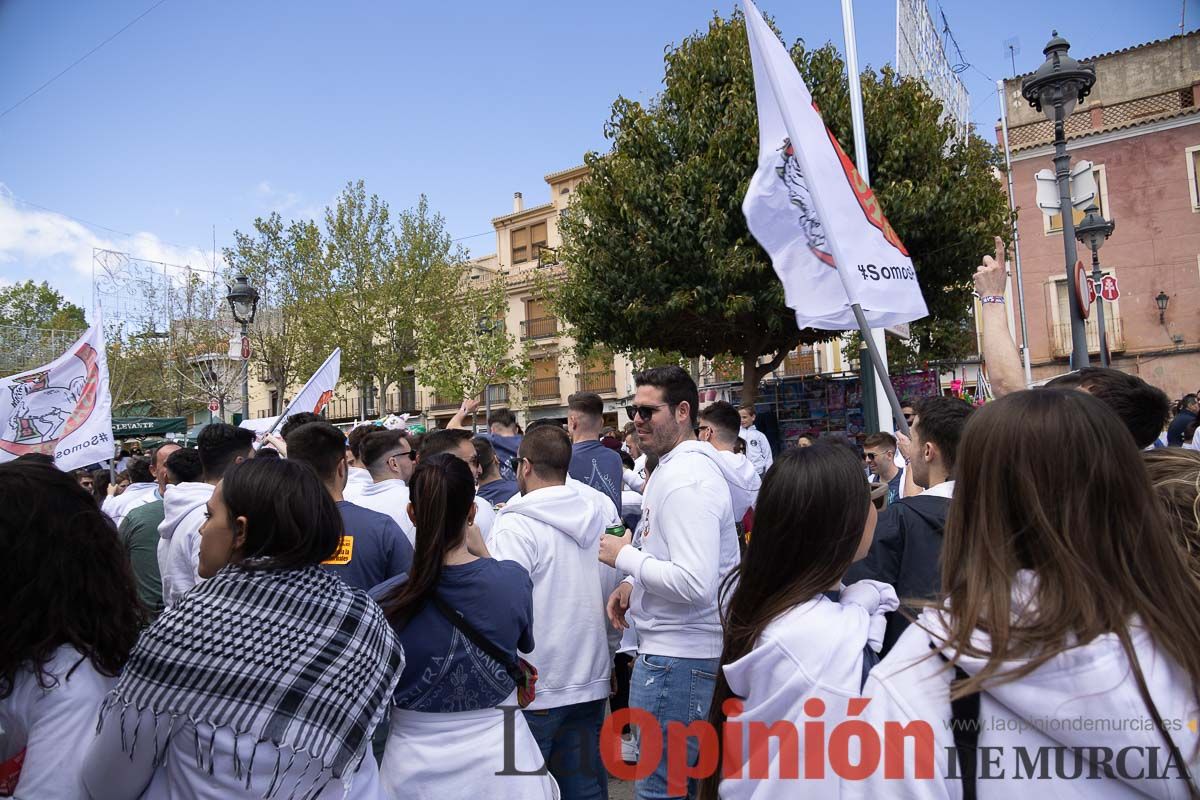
[111,416,188,440]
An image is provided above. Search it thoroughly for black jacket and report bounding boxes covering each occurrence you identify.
[845,493,950,657]
[1168,410,1196,447]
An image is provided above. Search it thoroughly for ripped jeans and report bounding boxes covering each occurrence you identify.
[627,653,719,799]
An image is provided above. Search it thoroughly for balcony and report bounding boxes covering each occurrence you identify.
[529,376,561,402]
[576,370,617,394]
[484,384,509,405]
[782,352,817,377]
[429,395,460,411]
[521,316,558,341]
[1050,316,1124,358]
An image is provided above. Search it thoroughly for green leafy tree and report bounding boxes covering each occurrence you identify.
[415,275,529,416]
[224,213,323,414]
[554,9,1008,403]
[0,280,86,330]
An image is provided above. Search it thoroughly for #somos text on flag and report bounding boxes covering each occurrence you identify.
[742,0,927,331]
[0,323,113,472]
[260,348,341,435]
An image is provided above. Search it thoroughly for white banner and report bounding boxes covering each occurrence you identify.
[266,348,341,434]
[742,0,928,331]
[0,323,114,472]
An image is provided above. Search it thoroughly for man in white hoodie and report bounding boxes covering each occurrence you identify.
[351,428,418,545]
[698,401,761,526]
[102,456,158,527]
[737,405,773,476]
[486,425,613,800]
[599,366,741,800]
[158,423,254,607]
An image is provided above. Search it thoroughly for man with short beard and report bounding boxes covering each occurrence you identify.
[598,366,740,799]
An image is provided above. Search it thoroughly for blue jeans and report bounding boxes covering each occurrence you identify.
[524,698,609,800]
[627,654,719,800]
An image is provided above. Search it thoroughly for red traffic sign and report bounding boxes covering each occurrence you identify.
[1074,261,1091,320]
[1100,275,1120,302]
[240,335,251,360]
[208,399,220,413]
[1087,279,1097,305]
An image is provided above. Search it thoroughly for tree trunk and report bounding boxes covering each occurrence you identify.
[740,348,790,408]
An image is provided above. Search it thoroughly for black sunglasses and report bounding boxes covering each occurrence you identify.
[625,403,667,421]
[389,449,417,462]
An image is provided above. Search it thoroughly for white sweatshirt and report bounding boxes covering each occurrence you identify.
[710,446,761,520]
[157,482,213,608]
[740,424,773,475]
[0,645,114,800]
[487,483,614,710]
[719,581,898,799]
[850,572,1200,799]
[103,482,157,527]
[355,479,494,548]
[343,466,374,501]
[615,440,741,659]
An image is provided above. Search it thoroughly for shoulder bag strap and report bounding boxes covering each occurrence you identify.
[430,595,521,684]
[933,647,980,800]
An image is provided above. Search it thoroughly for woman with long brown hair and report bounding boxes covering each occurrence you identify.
[1144,447,1200,583]
[856,390,1200,797]
[701,443,897,799]
[376,453,557,799]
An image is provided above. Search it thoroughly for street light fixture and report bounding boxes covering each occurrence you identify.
[1074,203,1115,366]
[226,275,259,425]
[476,317,502,430]
[1022,32,1096,369]
[1156,291,1170,325]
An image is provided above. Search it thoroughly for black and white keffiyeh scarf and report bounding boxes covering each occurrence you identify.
[98,563,404,798]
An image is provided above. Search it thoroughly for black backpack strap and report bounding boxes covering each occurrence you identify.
[430,595,521,684]
[933,647,980,800]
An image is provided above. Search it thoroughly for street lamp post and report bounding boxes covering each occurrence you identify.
[1022,32,1096,370]
[476,317,500,431]
[226,275,260,425]
[1074,202,1116,366]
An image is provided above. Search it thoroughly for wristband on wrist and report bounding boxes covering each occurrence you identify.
[979,295,1005,304]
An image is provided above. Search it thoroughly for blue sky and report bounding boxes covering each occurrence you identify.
[0,0,1188,312]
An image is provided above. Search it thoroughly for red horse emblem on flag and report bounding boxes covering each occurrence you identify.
[1,342,100,457]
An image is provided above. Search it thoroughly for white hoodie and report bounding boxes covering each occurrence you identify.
[709,446,761,520]
[354,478,494,548]
[719,580,898,799]
[157,482,214,608]
[488,483,614,710]
[740,424,773,475]
[104,482,158,527]
[851,572,1200,799]
[343,466,374,501]
[615,440,741,659]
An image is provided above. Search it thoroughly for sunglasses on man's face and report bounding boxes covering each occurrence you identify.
[626,403,667,422]
[389,450,417,463]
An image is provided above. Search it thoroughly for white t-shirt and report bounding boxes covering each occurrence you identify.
[0,645,114,799]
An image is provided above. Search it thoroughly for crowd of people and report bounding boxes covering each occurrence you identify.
[5,248,1200,800]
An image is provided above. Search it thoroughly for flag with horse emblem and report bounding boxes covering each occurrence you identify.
[240,348,342,436]
[742,0,927,330]
[1,323,113,472]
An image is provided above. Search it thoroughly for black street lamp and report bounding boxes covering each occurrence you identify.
[1156,291,1170,325]
[476,317,502,430]
[1022,32,1096,369]
[1075,203,1115,366]
[226,275,259,424]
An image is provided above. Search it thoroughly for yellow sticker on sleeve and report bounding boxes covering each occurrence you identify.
[324,536,353,565]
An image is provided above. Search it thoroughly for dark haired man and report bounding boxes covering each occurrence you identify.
[419,427,496,538]
[278,411,322,441]
[1044,368,1171,450]
[102,455,159,526]
[159,423,254,607]
[344,423,378,498]
[698,400,762,525]
[474,436,517,506]
[863,431,904,505]
[598,365,740,799]
[353,429,417,546]
[487,425,615,798]
[847,396,974,655]
[448,399,524,481]
[120,447,201,618]
[1166,393,1198,448]
[567,391,622,513]
[286,421,412,590]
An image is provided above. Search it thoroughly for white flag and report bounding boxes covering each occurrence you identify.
[0,323,114,472]
[265,348,341,434]
[742,0,927,330]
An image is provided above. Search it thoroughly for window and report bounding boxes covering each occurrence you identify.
[1048,272,1123,357]
[1045,164,1107,233]
[1186,146,1200,211]
[510,221,549,265]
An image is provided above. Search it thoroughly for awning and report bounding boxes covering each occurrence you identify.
[112,416,188,439]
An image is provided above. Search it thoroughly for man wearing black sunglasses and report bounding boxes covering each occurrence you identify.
[351,429,419,546]
[599,365,741,799]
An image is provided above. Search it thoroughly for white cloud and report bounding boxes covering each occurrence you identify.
[0,185,225,310]
[253,179,303,216]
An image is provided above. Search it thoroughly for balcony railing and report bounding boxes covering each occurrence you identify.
[576,370,617,394]
[521,317,558,340]
[529,376,561,401]
[484,384,509,405]
[430,395,460,411]
[1050,316,1124,358]
[782,353,817,377]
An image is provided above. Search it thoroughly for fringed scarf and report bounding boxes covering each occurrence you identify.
[98,563,404,799]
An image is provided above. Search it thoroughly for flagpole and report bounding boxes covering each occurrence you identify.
[263,347,340,437]
[839,0,906,436]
